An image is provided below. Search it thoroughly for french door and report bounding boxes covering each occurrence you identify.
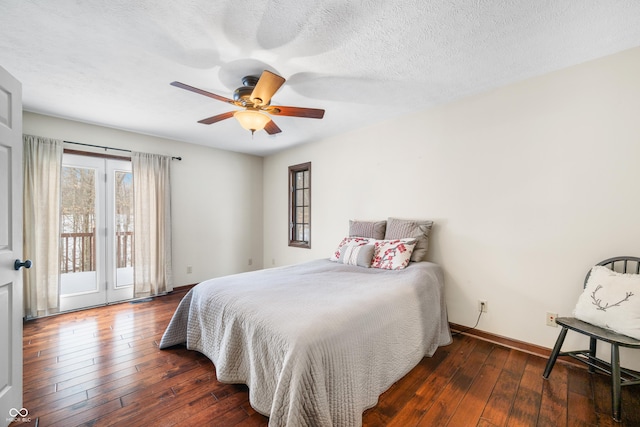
[59,153,134,312]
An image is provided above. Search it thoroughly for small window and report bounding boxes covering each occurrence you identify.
[289,162,311,248]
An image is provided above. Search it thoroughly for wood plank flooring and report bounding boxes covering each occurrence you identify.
[12,287,640,427]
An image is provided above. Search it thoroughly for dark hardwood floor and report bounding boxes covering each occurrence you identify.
[12,287,640,427]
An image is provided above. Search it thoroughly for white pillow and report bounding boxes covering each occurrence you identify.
[573,265,640,340]
[370,239,417,270]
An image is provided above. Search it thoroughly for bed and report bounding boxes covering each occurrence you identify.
[160,219,451,426]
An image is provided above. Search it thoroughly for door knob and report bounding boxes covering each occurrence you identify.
[14,259,32,270]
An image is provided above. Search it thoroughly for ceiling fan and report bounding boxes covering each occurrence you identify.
[171,70,325,135]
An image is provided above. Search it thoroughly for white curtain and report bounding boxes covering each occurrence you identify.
[132,152,173,297]
[23,134,63,318]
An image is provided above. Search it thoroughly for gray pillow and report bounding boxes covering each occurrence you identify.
[338,244,375,268]
[384,218,433,262]
[349,220,386,240]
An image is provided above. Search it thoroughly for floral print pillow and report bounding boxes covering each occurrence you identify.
[371,239,417,270]
[330,236,371,261]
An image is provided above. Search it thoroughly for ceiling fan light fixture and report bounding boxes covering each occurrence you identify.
[234,109,271,134]
[171,70,325,136]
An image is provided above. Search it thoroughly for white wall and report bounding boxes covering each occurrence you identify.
[24,112,264,286]
[263,47,640,369]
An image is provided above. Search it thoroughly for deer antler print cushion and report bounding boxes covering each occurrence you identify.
[573,265,640,340]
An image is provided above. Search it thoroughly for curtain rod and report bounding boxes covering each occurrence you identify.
[63,140,182,161]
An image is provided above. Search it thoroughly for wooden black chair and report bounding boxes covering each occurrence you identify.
[542,256,640,422]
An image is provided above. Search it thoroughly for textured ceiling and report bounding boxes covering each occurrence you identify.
[2,1,640,156]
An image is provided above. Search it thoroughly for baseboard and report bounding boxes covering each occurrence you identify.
[448,322,584,369]
[172,283,197,294]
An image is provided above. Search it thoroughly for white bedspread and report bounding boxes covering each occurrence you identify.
[159,259,451,426]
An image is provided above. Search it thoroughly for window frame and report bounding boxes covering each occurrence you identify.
[288,162,311,248]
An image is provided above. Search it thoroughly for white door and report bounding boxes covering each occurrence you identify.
[106,158,135,304]
[0,67,25,425]
[59,154,133,312]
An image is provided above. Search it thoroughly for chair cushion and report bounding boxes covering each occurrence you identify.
[573,265,640,340]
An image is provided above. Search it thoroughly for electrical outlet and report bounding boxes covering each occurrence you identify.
[186,265,192,274]
[248,258,253,266]
[478,300,488,313]
[546,312,558,327]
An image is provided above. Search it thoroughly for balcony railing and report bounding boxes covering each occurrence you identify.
[60,231,134,274]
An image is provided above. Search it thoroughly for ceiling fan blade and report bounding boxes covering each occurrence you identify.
[198,111,235,125]
[266,106,325,119]
[251,70,285,107]
[171,81,235,104]
[264,120,282,135]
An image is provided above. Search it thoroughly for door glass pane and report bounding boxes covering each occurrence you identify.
[60,166,98,295]
[114,171,134,288]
